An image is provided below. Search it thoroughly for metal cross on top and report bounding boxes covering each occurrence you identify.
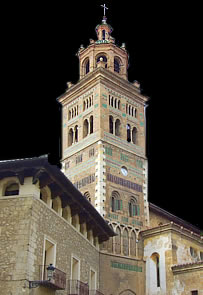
[101,4,108,16]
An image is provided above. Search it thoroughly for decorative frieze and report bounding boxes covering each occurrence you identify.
[107,173,142,192]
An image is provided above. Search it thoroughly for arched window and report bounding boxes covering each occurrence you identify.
[109,115,114,134]
[127,124,131,142]
[123,228,129,256]
[68,128,74,146]
[84,58,90,74]
[132,127,137,144]
[115,227,121,254]
[111,191,122,212]
[97,55,107,63]
[118,100,121,110]
[4,183,19,196]
[96,55,107,68]
[111,96,114,107]
[115,119,121,136]
[74,125,78,143]
[114,57,120,73]
[130,231,137,257]
[114,98,117,108]
[83,119,89,138]
[90,116,93,134]
[102,30,105,40]
[128,198,140,217]
[129,105,131,116]
[84,191,91,202]
[150,253,160,288]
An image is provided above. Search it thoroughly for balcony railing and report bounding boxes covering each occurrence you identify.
[39,265,66,290]
[67,280,89,295]
[89,290,104,295]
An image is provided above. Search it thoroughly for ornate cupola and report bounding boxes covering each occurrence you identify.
[78,14,129,80]
[95,16,113,42]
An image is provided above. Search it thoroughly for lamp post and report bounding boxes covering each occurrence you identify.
[47,264,55,281]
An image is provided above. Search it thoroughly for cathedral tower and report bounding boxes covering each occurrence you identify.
[58,13,149,253]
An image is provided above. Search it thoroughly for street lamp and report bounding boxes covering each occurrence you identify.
[47,264,55,281]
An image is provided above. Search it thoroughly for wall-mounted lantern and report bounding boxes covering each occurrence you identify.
[47,264,55,281]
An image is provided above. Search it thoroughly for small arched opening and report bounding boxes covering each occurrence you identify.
[90,116,93,134]
[74,125,78,143]
[132,127,137,144]
[115,119,121,136]
[96,55,108,68]
[68,128,74,147]
[114,57,121,73]
[83,119,89,138]
[127,124,131,142]
[109,115,114,134]
[83,58,90,75]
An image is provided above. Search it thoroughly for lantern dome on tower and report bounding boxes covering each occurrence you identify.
[95,16,113,43]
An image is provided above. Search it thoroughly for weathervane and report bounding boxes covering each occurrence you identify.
[101,4,108,16]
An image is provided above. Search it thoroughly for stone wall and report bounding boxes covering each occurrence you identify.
[0,194,100,295]
[99,252,145,295]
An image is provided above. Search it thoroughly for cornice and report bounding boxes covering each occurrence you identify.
[57,68,148,106]
[141,222,203,244]
[171,261,203,274]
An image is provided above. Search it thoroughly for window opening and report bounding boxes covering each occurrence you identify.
[4,183,19,196]
[109,116,114,134]
[97,55,107,68]
[129,198,139,217]
[115,119,121,136]
[102,30,105,40]
[90,116,93,134]
[72,257,80,280]
[90,270,96,290]
[75,125,78,143]
[127,124,131,142]
[83,119,89,138]
[43,240,56,280]
[156,256,160,287]
[132,127,137,144]
[114,58,120,73]
[68,129,74,146]
[85,59,90,74]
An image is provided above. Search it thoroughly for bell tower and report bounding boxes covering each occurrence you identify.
[58,13,149,254]
[78,16,128,81]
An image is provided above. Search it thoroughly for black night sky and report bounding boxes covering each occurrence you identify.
[1,2,202,229]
